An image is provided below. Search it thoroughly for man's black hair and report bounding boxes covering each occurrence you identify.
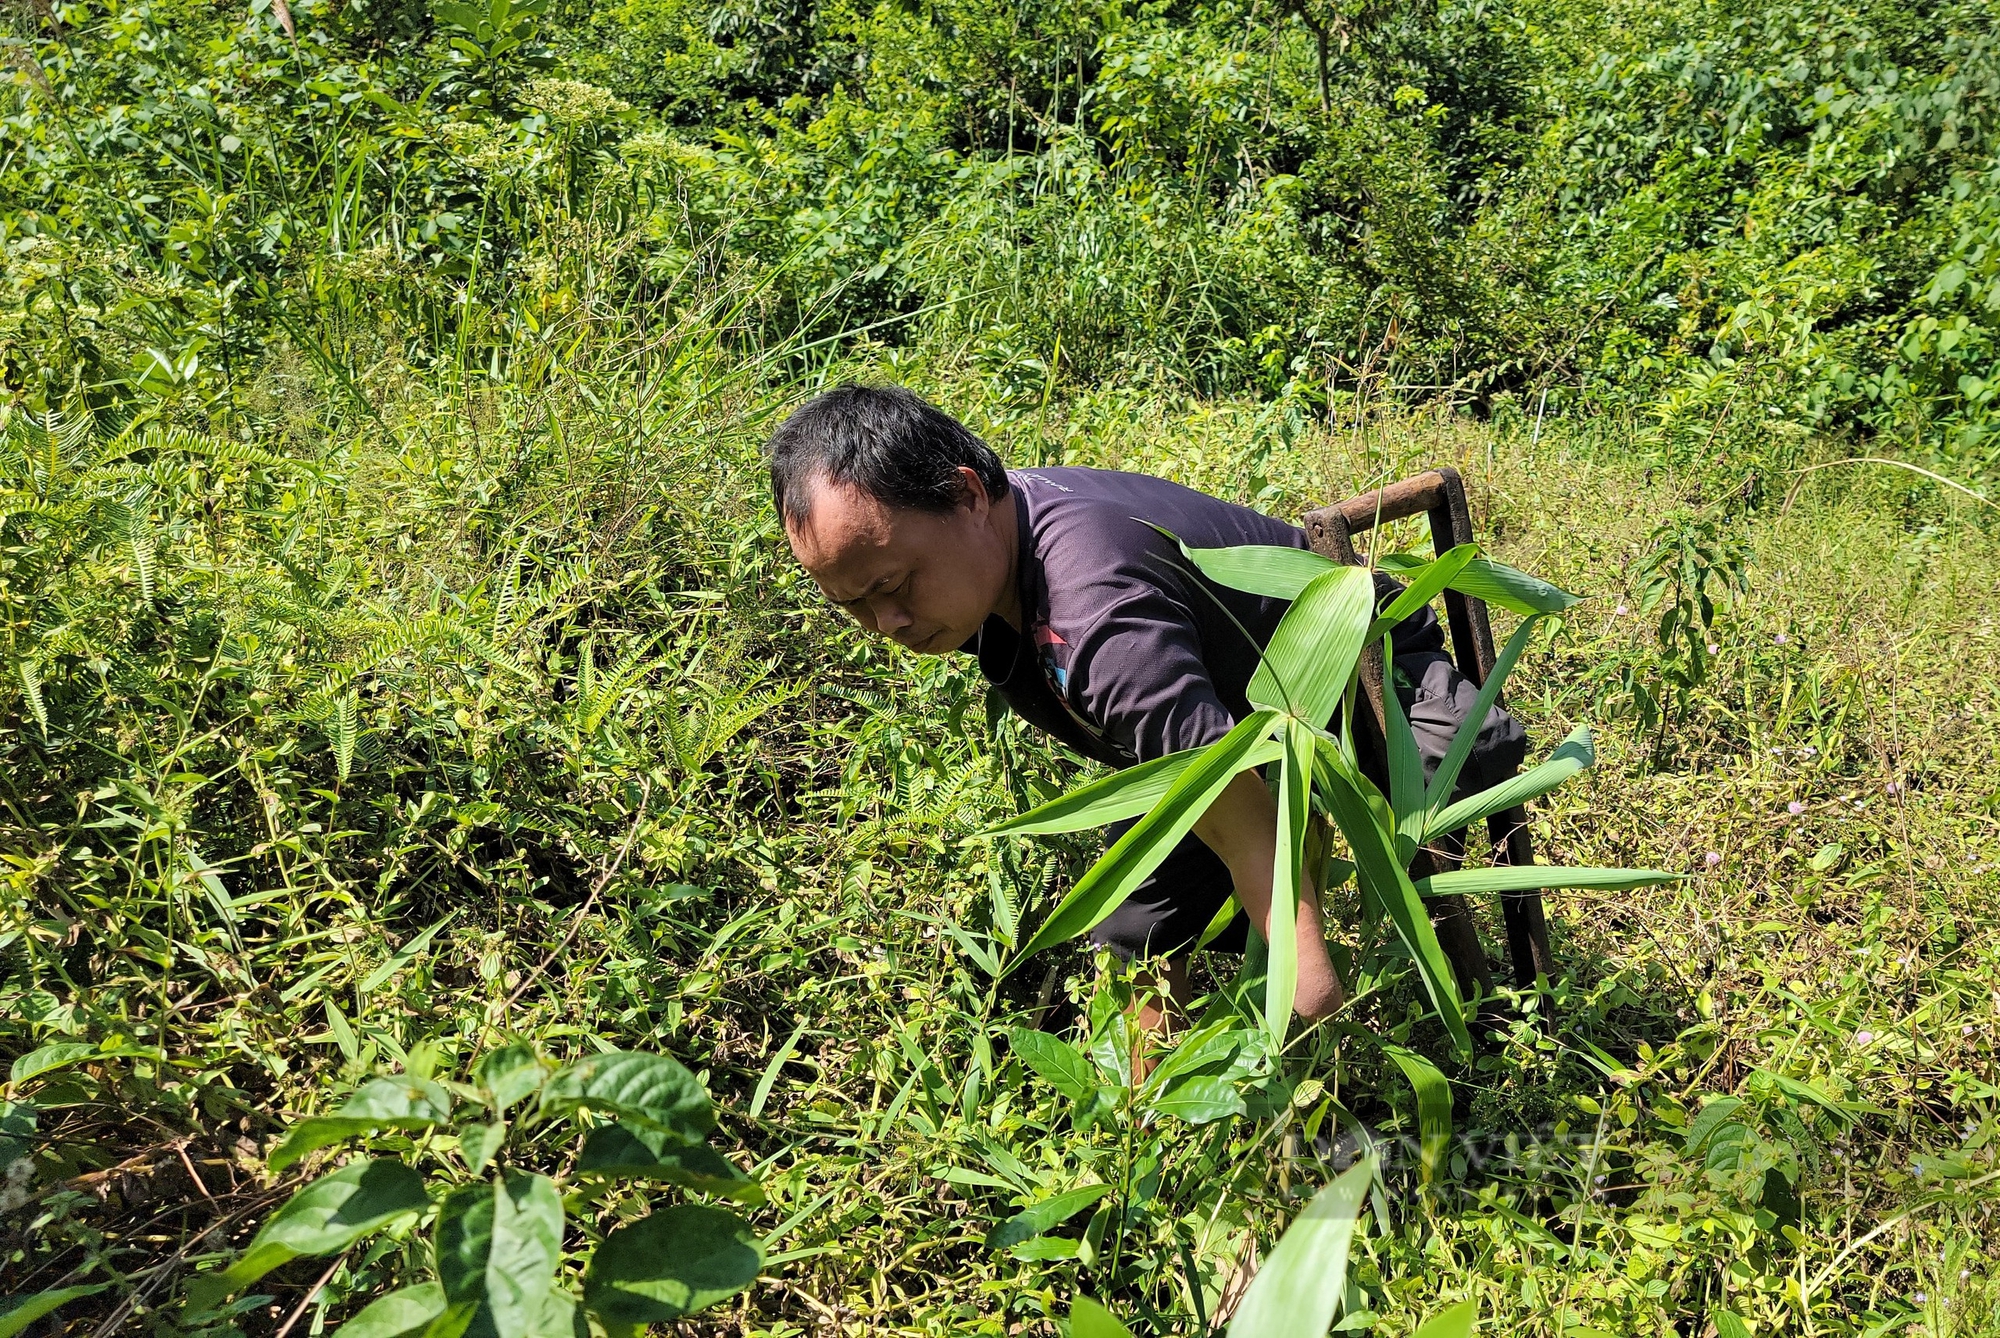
[766,383,1009,524]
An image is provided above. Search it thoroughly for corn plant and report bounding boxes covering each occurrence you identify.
[182,1042,763,1338]
[991,539,1681,1059]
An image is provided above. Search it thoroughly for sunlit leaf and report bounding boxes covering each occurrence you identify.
[1167,535,1339,600]
[1227,1156,1375,1338]
[1366,544,1478,642]
[1145,1075,1246,1124]
[1247,567,1376,725]
[1006,1028,1097,1102]
[575,1124,763,1203]
[1376,551,1581,615]
[1380,1044,1451,1184]
[985,738,1282,836]
[187,1159,429,1309]
[1263,719,1313,1045]
[473,1042,546,1114]
[1012,710,1281,964]
[1070,1297,1138,1338]
[1413,1300,1477,1338]
[329,1284,446,1338]
[1423,724,1593,841]
[268,1077,454,1174]
[1414,866,1682,898]
[583,1205,763,1322]
[1316,741,1472,1057]
[0,1285,110,1338]
[983,1183,1114,1249]
[540,1050,711,1145]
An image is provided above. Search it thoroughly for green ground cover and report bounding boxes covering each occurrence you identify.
[2,0,1999,1331]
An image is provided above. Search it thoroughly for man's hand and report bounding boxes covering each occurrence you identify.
[1192,769,1345,1020]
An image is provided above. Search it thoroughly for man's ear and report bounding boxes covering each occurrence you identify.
[955,465,991,516]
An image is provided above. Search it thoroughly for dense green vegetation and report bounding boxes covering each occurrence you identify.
[2,0,1998,1331]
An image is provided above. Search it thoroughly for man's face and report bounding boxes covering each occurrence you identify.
[786,469,1011,654]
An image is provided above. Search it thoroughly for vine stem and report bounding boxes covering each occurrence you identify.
[273,1253,346,1338]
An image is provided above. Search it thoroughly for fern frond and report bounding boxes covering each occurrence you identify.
[15,657,48,740]
[331,691,358,781]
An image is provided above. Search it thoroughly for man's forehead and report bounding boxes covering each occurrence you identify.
[786,483,904,593]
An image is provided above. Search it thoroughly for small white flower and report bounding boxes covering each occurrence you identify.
[1707,643,1719,654]
[1788,801,1805,815]
[1704,851,1722,867]
[1914,1293,1926,1304]
[1856,1030,1875,1045]
[1775,632,1789,644]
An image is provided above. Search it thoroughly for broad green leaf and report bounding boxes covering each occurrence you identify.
[459,1122,505,1175]
[583,1204,762,1323]
[1380,1044,1452,1184]
[1711,1309,1752,1338]
[268,1076,454,1174]
[474,1043,546,1113]
[1170,537,1338,600]
[1413,1300,1477,1338]
[1376,551,1581,616]
[0,1098,34,1167]
[8,1042,97,1087]
[1366,544,1479,642]
[1070,1297,1138,1338]
[1263,719,1313,1046]
[1316,742,1472,1057]
[984,1183,1114,1249]
[540,1050,711,1145]
[986,738,1282,836]
[1423,724,1593,841]
[485,1171,564,1338]
[0,1285,110,1338]
[1227,1156,1375,1338]
[575,1124,763,1204]
[1414,866,1682,898]
[1145,1075,1246,1124]
[1247,567,1376,725]
[1139,1019,1246,1094]
[1421,616,1540,827]
[1012,710,1282,965]
[436,1183,496,1310]
[1006,1028,1096,1102]
[329,1284,446,1338]
[188,1159,429,1308]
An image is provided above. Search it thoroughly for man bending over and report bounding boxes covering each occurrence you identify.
[769,384,1523,1033]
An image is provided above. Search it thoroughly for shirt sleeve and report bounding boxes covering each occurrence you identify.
[1065,574,1239,763]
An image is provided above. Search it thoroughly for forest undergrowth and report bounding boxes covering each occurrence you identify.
[1,325,1997,1334]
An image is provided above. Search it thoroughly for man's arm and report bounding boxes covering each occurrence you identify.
[1192,770,1344,1020]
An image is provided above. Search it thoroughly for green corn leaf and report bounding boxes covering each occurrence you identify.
[584,1204,763,1324]
[985,738,1283,836]
[1413,866,1683,898]
[1006,1027,1097,1102]
[1011,710,1282,965]
[1069,1298,1138,1338]
[1380,1044,1452,1184]
[1376,552,1581,616]
[575,1124,764,1204]
[1316,741,1472,1058]
[1422,724,1593,842]
[1366,544,1479,642]
[1263,719,1313,1046]
[1421,616,1541,826]
[268,1076,455,1174]
[1413,1300,1477,1338]
[1226,1155,1375,1338]
[1145,1075,1247,1125]
[1168,535,1339,600]
[0,1285,111,1338]
[329,1284,447,1338]
[984,1183,1114,1249]
[1247,567,1377,725]
[187,1159,429,1309]
[539,1050,712,1145]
